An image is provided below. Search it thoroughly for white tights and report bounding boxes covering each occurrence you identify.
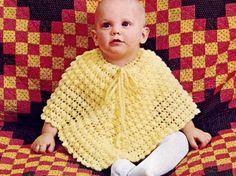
[110,131,189,176]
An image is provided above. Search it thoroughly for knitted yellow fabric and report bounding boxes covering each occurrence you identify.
[41,48,200,171]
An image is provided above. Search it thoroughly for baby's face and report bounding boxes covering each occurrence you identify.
[92,0,149,61]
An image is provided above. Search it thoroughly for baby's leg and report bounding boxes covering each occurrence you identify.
[128,131,189,176]
[110,159,135,176]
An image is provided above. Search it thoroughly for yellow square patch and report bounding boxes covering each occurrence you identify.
[169,8,181,22]
[205,66,216,78]
[146,12,157,25]
[75,11,87,24]
[228,16,236,29]
[16,42,28,55]
[28,55,40,67]
[11,169,25,175]
[217,29,230,42]
[0,18,3,30]
[25,161,40,168]
[193,80,204,92]
[64,47,76,59]
[180,69,193,82]
[0,88,3,100]
[228,61,236,73]
[16,66,27,77]
[169,34,180,47]
[216,74,227,87]
[205,43,218,55]
[0,137,10,145]
[28,79,40,90]
[193,31,205,44]
[40,68,52,80]
[4,100,17,112]
[4,7,16,19]
[86,0,97,13]
[181,20,194,33]
[193,56,206,68]
[52,57,64,69]
[52,34,64,46]
[156,23,168,36]
[14,158,28,165]
[28,32,40,44]
[3,30,15,42]
[63,22,76,35]
[157,0,168,10]
[189,164,204,173]
[40,45,52,56]
[4,76,16,88]
[16,89,29,101]
[76,36,88,48]
[181,45,193,57]
[16,19,28,31]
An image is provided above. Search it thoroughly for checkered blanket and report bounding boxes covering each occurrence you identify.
[1,0,236,175]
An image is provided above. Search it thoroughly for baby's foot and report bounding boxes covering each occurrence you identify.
[110,159,135,176]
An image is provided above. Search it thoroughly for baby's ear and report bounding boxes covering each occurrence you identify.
[140,26,150,44]
[91,30,99,46]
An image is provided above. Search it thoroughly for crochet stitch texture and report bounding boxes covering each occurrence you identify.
[41,48,200,171]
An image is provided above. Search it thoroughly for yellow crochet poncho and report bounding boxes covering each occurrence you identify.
[41,48,200,171]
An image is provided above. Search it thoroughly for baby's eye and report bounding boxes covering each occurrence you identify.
[101,22,111,28]
[122,21,131,27]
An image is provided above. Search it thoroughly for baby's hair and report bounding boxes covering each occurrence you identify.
[96,0,144,3]
[94,0,146,26]
[95,0,144,9]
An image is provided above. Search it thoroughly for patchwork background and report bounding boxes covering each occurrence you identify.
[1,0,236,175]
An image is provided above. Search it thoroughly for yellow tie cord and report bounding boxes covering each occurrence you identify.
[106,69,139,149]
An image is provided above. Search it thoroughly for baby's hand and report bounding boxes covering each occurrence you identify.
[31,133,56,153]
[184,127,212,150]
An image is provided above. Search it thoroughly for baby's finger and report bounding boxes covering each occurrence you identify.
[32,144,40,153]
[39,145,47,153]
[199,135,212,148]
[206,133,212,141]
[31,138,41,153]
[47,142,55,152]
[30,143,35,151]
[199,140,208,148]
[189,137,198,150]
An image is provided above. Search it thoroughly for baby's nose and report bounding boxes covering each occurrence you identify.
[112,31,120,35]
[111,26,121,35]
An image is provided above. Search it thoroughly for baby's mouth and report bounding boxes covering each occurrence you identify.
[110,39,123,43]
[110,39,124,46]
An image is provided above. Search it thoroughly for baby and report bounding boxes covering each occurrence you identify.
[31,0,211,175]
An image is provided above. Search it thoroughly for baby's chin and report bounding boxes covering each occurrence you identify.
[101,46,124,54]
[100,44,138,55]
[109,49,131,58]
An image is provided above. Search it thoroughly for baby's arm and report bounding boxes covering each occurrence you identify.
[31,122,58,153]
[182,120,212,150]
